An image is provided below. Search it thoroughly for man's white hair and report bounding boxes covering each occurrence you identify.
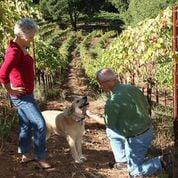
[14,18,38,37]
[96,68,118,82]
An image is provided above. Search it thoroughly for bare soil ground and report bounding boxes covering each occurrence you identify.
[0,51,176,178]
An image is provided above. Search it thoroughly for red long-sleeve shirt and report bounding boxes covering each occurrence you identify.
[0,40,35,97]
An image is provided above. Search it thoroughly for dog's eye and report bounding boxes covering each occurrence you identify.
[76,100,80,103]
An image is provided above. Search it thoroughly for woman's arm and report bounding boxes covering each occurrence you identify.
[0,48,25,95]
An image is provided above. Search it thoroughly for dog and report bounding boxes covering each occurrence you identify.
[42,96,89,163]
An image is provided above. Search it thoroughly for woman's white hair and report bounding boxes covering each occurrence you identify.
[96,68,118,82]
[14,18,38,37]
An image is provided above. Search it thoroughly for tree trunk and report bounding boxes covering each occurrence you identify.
[68,1,77,31]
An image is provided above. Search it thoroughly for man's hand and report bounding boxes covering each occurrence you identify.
[86,110,93,117]
[86,110,105,125]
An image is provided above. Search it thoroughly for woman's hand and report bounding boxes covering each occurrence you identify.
[2,83,25,95]
[8,86,25,95]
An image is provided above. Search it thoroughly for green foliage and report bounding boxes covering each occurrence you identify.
[0,106,18,139]
[95,30,117,50]
[59,32,76,68]
[40,0,68,21]
[47,28,71,47]
[35,24,76,75]
[93,11,121,21]
[39,0,115,31]
[109,0,130,12]
[122,0,176,26]
[81,7,173,93]
[79,0,107,17]
[40,0,81,30]
[0,0,42,61]
[35,36,62,74]
[79,30,103,84]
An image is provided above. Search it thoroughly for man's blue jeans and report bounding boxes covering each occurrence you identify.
[10,93,46,160]
[106,127,163,177]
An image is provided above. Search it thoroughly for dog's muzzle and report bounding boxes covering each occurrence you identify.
[79,96,89,109]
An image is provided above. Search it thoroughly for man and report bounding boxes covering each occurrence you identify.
[86,68,174,178]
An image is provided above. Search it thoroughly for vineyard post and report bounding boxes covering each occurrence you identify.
[173,6,178,147]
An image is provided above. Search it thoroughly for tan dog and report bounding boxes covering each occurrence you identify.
[42,96,88,163]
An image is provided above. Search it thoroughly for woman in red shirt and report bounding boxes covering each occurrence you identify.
[0,18,55,171]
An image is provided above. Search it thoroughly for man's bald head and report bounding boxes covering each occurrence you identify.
[96,68,118,82]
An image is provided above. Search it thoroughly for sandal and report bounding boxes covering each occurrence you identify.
[36,160,57,172]
[20,156,35,164]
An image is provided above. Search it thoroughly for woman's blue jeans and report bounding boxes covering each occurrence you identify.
[10,93,46,160]
[106,127,163,177]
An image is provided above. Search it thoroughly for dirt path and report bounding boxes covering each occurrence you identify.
[0,50,174,178]
[45,51,128,178]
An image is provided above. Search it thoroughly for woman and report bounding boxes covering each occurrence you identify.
[0,18,54,171]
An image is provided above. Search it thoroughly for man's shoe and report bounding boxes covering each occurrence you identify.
[161,151,175,178]
[109,161,127,170]
[129,175,143,178]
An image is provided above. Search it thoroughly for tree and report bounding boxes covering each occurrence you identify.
[40,0,109,31]
[109,0,130,13]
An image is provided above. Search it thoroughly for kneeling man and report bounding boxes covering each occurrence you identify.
[86,68,173,178]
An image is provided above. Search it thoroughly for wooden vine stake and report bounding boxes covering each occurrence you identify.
[173,6,178,148]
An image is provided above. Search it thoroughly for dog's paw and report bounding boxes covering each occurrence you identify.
[75,159,84,164]
[80,155,87,161]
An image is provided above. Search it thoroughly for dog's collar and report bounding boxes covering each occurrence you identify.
[77,117,85,125]
[71,113,85,123]
[76,117,85,122]
[65,111,85,123]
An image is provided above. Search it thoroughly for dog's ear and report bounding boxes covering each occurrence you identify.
[69,103,75,114]
[83,96,87,100]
